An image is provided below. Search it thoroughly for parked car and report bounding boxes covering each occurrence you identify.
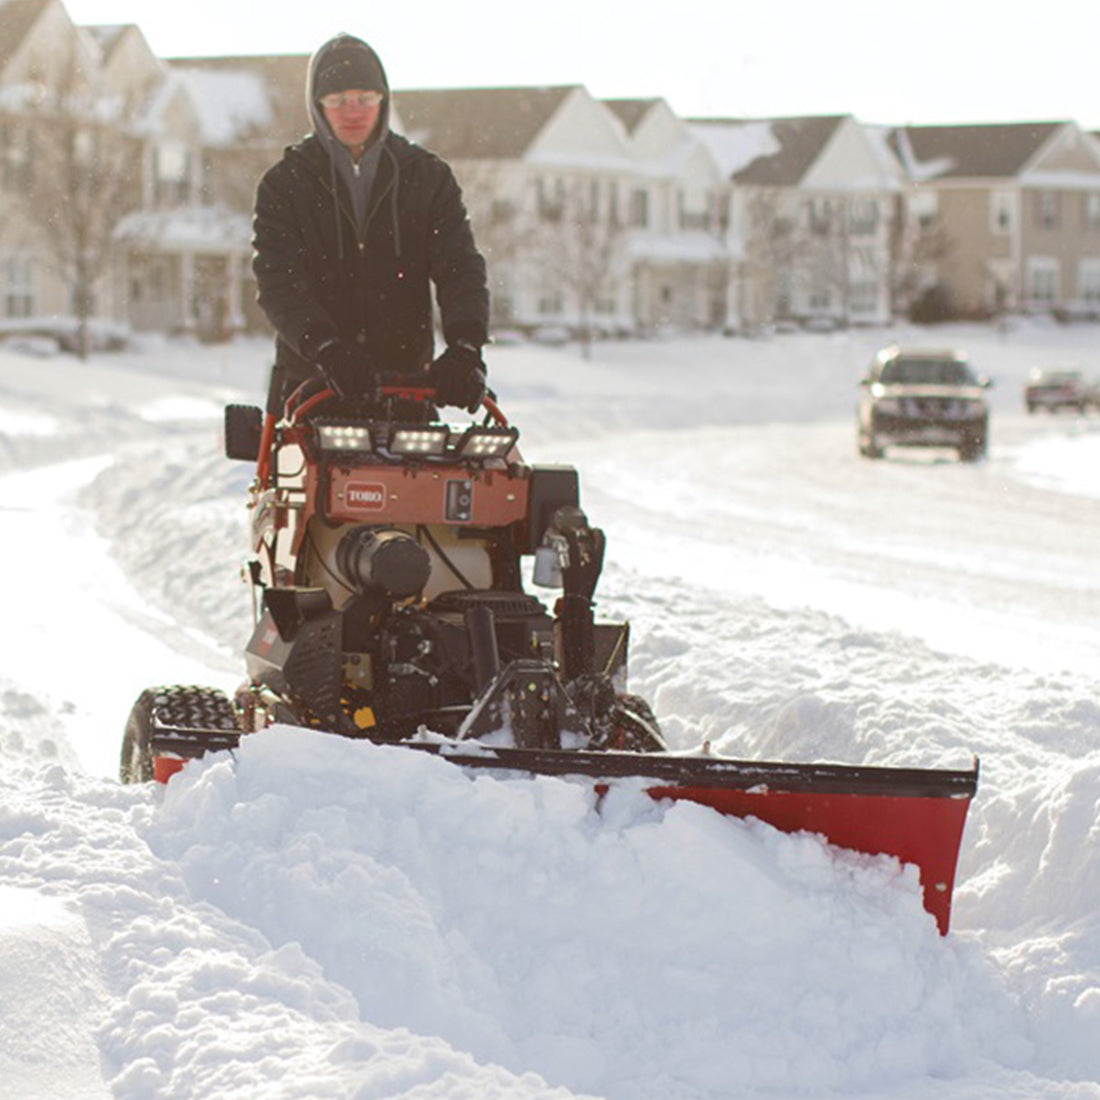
[1024,368,1092,414]
[857,345,991,462]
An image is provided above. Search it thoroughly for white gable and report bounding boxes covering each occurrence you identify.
[526,87,635,172]
[1021,123,1100,189]
[802,117,903,192]
[625,100,724,184]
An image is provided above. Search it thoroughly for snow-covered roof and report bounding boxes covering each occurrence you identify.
[113,205,251,252]
[689,119,782,178]
[170,66,273,147]
[627,229,731,262]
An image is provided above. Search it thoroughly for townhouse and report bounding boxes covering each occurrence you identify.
[692,115,904,330]
[395,85,731,338]
[889,121,1100,319]
[5,0,1100,345]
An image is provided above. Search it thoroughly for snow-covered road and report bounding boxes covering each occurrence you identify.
[3,322,1100,1099]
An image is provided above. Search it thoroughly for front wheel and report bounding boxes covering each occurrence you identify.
[119,684,241,783]
[120,689,157,784]
[858,431,884,459]
[608,692,667,753]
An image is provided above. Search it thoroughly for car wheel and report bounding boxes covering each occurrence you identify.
[958,432,987,463]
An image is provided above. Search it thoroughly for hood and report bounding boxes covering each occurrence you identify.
[306,33,391,159]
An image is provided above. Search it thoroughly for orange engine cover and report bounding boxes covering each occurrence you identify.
[316,462,530,528]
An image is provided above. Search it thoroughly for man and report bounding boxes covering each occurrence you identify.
[252,33,489,413]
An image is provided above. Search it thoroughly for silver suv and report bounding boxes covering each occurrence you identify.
[857,346,991,462]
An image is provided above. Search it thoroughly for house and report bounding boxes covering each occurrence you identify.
[0,0,269,342]
[693,115,904,330]
[394,84,651,338]
[889,121,1100,318]
[131,53,311,338]
[604,97,733,331]
[0,0,105,322]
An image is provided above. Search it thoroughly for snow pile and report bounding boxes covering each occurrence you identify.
[143,729,1021,1097]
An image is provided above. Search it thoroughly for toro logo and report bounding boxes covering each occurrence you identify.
[346,482,387,510]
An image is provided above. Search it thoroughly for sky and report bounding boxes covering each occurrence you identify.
[58,0,1100,129]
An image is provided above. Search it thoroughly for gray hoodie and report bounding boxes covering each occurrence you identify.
[306,34,391,234]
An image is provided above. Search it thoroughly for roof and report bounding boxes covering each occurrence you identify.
[0,0,49,70]
[691,115,847,185]
[890,121,1065,180]
[82,23,128,57]
[603,98,658,134]
[170,66,274,146]
[166,54,310,142]
[392,85,576,159]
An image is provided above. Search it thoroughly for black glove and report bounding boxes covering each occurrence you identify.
[315,340,377,400]
[429,343,486,412]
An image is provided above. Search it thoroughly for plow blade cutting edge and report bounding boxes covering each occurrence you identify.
[149,725,977,935]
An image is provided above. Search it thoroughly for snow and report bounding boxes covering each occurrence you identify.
[3,319,1100,1098]
[170,68,274,148]
[689,119,782,178]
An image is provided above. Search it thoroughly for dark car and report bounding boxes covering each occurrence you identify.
[857,345,991,462]
[1024,368,1091,414]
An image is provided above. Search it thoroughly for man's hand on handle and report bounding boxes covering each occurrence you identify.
[429,341,487,412]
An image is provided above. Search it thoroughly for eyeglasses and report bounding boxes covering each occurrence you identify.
[319,91,384,110]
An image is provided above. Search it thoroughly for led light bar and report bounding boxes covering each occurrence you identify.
[389,427,449,455]
[316,424,372,452]
[455,426,519,459]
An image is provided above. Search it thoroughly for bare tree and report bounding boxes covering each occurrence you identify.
[450,161,539,332]
[19,57,142,357]
[534,176,629,358]
[739,190,803,326]
[889,203,955,319]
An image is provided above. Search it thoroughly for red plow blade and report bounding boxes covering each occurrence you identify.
[399,744,979,935]
[150,726,977,934]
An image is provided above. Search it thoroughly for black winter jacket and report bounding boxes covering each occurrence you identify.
[252,131,489,402]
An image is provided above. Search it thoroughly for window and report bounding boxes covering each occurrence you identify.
[627,188,649,228]
[154,141,192,205]
[990,190,1014,234]
[807,198,832,236]
[1,122,32,191]
[849,200,879,236]
[1079,261,1100,303]
[1085,194,1100,232]
[2,254,35,318]
[1035,191,1059,231]
[1026,258,1059,306]
[678,188,711,230]
[536,177,564,222]
[588,179,600,223]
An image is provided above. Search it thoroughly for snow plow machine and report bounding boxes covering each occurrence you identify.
[121,378,978,934]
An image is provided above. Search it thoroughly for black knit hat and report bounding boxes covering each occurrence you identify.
[315,38,387,97]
